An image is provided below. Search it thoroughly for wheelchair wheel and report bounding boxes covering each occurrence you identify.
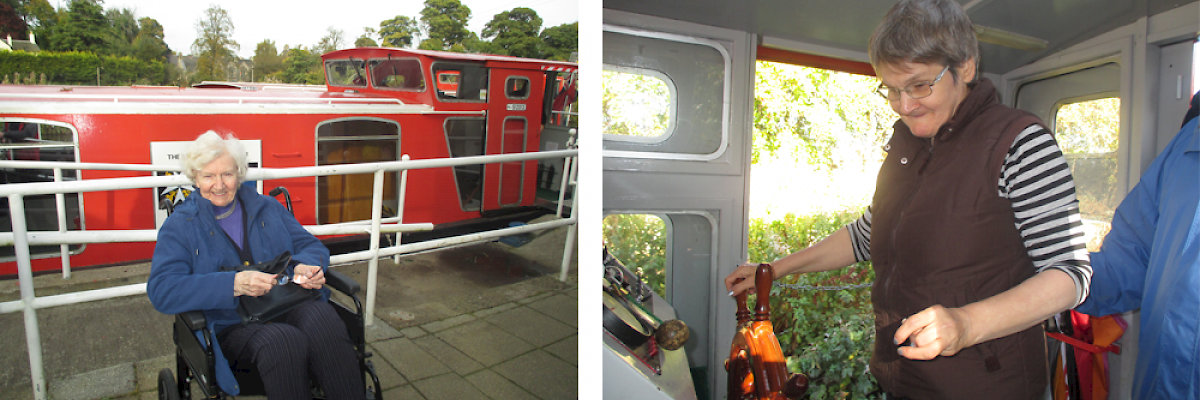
[158,369,180,400]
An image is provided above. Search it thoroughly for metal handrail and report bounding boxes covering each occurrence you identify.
[3,145,579,400]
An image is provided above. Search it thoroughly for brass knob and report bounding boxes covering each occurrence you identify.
[654,319,690,351]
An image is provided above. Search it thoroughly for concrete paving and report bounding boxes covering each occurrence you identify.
[0,217,578,400]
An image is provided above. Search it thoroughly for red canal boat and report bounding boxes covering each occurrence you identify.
[0,47,578,276]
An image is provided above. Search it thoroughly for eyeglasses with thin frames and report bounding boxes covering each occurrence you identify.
[876,65,950,101]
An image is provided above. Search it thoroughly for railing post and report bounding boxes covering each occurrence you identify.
[12,194,47,400]
[394,155,409,265]
[557,129,577,218]
[365,170,384,326]
[54,168,71,279]
[559,137,579,282]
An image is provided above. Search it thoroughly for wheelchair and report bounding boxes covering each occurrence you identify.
[156,187,382,399]
[157,267,383,400]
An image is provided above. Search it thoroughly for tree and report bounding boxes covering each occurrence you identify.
[378,16,417,48]
[0,2,27,40]
[354,27,377,47]
[540,22,577,61]
[419,0,470,50]
[280,47,322,85]
[481,7,542,58]
[51,0,109,54]
[23,0,56,48]
[312,26,343,55]
[105,7,138,57]
[252,39,283,80]
[132,17,169,62]
[752,61,895,168]
[192,5,239,82]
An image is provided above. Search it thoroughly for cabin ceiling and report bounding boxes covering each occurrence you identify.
[603,0,1199,76]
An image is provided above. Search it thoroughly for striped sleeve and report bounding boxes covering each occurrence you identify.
[998,124,1093,307]
[846,207,872,262]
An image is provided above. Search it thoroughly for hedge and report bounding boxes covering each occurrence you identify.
[0,50,167,86]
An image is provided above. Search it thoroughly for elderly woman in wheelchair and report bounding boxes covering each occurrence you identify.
[147,131,370,399]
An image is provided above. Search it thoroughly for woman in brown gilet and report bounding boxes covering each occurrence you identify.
[725,0,1092,399]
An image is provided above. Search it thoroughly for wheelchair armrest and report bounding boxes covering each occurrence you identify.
[179,310,207,332]
[326,268,360,295]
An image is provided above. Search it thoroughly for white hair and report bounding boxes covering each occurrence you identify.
[182,131,248,185]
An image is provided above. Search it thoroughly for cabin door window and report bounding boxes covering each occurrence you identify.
[316,119,400,224]
[0,120,83,260]
[444,118,486,211]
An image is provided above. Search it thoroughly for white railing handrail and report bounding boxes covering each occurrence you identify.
[0,92,411,106]
[0,149,577,197]
[4,142,579,400]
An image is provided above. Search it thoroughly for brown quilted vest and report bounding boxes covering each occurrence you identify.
[868,78,1048,400]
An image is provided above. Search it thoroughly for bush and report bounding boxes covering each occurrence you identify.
[602,213,667,298]
[0,50,168,86]
[603,209,880,398]
[749,209,879,399]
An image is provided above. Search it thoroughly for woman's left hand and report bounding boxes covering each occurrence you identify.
[292,264,325,290]
[894,305,974,360]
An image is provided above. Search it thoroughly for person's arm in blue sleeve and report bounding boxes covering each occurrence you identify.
[146,217,239,315]
[1074,127,1175,316]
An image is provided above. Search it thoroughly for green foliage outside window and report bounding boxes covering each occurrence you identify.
[602,69,671,138]
[602,214,667,298]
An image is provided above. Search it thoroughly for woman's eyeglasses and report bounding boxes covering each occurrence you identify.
[877,65,950,101]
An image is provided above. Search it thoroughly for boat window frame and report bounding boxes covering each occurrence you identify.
[367,56,427,93]
[0,118,86,261]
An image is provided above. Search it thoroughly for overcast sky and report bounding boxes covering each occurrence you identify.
[96,0,578,59]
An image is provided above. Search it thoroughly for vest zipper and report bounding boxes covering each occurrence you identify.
[884,141,936,387]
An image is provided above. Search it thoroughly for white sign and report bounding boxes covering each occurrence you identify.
[506,103,527,111]
[150,140,262,228]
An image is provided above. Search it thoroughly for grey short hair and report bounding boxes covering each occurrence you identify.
[868,0,979,83]
[182,131,248,185]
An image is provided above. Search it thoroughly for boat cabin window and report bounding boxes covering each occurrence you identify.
[602,65,674,142]
[1053,96,1120,251]
[443,118,486,211]
[368,58,424,91]
[325,59,368,88]
[0,121,83,260]
[315,119,400,224]
[505,76,531,100]
[433,63,488,102]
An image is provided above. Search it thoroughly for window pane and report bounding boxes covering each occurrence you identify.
[602,213,666,298]
[316,120,399,224]
[325,59,367,88]
[506,76,530,100]
[0,121,82,259]
[603,68,671,139]
[444,118,485,211]
[369,58,425,91]
[1055,97,1120,251]
[433,63,488,102]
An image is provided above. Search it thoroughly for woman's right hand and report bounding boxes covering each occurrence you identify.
[724,262,769,297]
[234,271,276,297]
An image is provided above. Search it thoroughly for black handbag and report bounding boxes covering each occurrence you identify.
[222,251,321,324]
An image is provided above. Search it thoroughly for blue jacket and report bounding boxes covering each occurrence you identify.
[1075,118,1200,399]
[147,185,330,395]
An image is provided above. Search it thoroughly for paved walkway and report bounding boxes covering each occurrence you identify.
[0,221,578,400]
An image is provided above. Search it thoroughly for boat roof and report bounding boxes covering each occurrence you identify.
[322,47,578,73]
[0,83,444,115]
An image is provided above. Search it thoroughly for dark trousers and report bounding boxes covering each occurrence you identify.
[219,300,364,400]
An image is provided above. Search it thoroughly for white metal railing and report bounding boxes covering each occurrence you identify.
[0,143,578,400]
